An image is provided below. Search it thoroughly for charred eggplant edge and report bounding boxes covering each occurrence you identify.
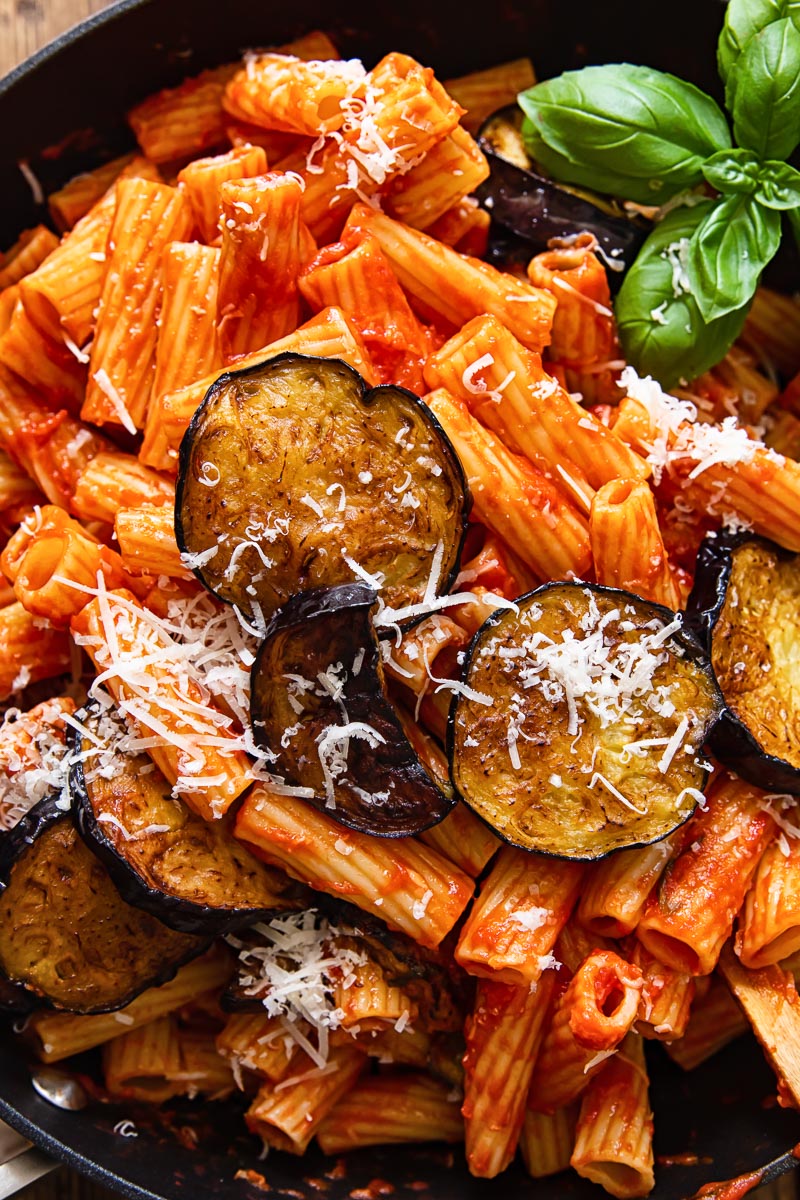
[174,351,472,627]
[446,580,724,861]
[475,105,650,281]
[685,531,800,795]
[250,581,457,837]
[0,795,209,1013]
[68,702,291,935]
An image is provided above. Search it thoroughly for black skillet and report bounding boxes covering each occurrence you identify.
[1,0,799,1195]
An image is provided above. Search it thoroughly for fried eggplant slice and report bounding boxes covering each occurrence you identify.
[176,353,468,623]
[224,904,465,1034]
[250,583,455,837]
[476,106,649,282]
[69,705,303,934]
[449,583,722,860]
[0,796,206,1012]
[685,533,800,794]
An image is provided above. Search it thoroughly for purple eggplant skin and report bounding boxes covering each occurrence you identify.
[0,828,39,1015]
[0,795,208,1013]
[685,532,800,796]
[250,582,456,838]
[476,108,649,288]
[68,704,305,936]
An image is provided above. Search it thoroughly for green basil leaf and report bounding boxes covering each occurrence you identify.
[686,195,781,322]
[753,160,800,208]
[517,64,730,206]
[788,206,800,254]
[728,19,800,160]
[616,206,750,389]
[702,148,762,195]
[718,0,800,90]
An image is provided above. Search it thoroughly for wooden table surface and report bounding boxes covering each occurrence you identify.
[0,3,799,1199]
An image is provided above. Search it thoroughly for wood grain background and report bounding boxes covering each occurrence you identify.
[0,2,798,1198]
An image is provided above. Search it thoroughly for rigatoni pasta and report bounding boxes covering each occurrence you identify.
[2,32,800,1200]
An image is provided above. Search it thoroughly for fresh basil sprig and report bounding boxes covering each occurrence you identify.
[615,205,750,389]
[518,65,731,205]
[517,1,800,386]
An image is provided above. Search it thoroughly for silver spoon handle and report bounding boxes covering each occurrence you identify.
[0,1122,56,1200]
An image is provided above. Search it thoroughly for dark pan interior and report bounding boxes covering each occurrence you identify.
[1,0,799,1196]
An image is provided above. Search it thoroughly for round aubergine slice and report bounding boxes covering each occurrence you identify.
[0,796,207,1012]
[685,532,800,794]
[476,106,649,283]
[176,353,468,624]
[69,706,304,934]
[250,583,455,837]
[448,582,723,860]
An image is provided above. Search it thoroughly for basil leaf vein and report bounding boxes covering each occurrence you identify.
[686,195,781,322]
[729,18,800,160]
[517,64,730,205]
[616,205,750,389]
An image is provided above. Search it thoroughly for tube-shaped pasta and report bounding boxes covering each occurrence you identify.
[742,286,800,381]
[139,305,373,472]
[71,452,175,524]
[223,55,365,135]
[0,601,72,702]
[128,64,236,163]
[637,775,775,975]
[418,801,500,880]
[317,1073,463,1154]
[612,394,800,553]
[71,588,253,821]
[331,949,417,1031]
[577,834,679,939]
[115,504,187,579]
[424,315,649,506]
[443,57,536,134]
[153,243,220,403]
[426,197,490,257]
[350,1024,432,1070]
[590,479,683,608]
[385,126,489,230]
[12,509,130,625]
[346,204,555,353]
[527,234,622,404]
[455,845,584,986]
[216,1013,302,1085]
[663,977,748,1071]
[299,233,431,391]
[177,145,268,242]
[570,1034,655,1200]
[520,1105,578,1179]
[627,940,695,1041]
[83,179,193,431]
[0,695,75,831]
[27,948,234,1063]
[0,300,86,413]
[425,388,593,580]
[298,55,465,241]
[0,226,60,289]
[19,185,117,347]
[718,944,800,1108]
[528,951,643,1112]
[47,154,151,232]
[235,785,474,948]
[462,971,556,1178]
[217,173,302,362]
[175,1030,236,1100]
[245,1044,366,1154]
[103,1015,184,1103]
[739,837,800,968]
